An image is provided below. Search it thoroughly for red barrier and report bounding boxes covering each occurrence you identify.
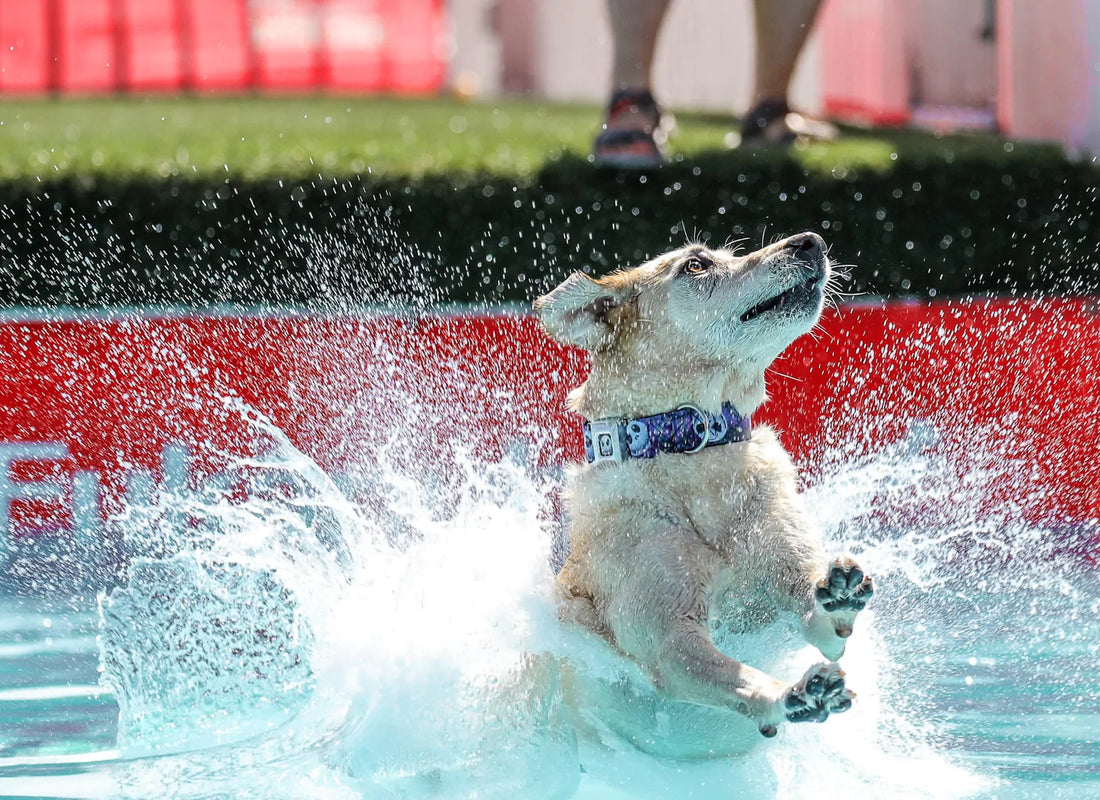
[122,0,185,92]
[58,0,117,92]
[0,0,444,95]
[1,300,1098,587]
[0,0,51,92]
[189,0,253,91]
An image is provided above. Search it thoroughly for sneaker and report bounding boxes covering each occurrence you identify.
[737,98,838,148]
[592,88,668,169]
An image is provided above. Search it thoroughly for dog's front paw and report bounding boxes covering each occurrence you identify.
[816,557,874,637]
[782,662,853,724]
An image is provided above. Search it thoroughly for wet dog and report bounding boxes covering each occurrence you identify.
[535,232,873,742]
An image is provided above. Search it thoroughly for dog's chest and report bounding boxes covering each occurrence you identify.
[676,441,796,553]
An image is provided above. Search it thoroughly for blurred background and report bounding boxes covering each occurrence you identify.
[1,0,1097,153]
[0,0,1096,310]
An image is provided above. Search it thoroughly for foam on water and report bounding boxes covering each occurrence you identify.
[94,398,1096,799]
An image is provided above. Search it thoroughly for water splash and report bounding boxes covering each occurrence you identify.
[94,394,1098,798]
[98,401,578,797]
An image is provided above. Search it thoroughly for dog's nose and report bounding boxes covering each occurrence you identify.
[783,232,826,262]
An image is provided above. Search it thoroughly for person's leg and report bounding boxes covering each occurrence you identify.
[742,0,836,145]
[593,0,673,167]
[750,0,821,107]
[607,0,671,92]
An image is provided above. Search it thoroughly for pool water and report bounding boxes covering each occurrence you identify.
[0,415,1097,799]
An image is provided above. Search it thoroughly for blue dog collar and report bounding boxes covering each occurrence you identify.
[582,402,752,464]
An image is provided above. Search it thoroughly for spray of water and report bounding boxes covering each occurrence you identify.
[95,375,1097,798]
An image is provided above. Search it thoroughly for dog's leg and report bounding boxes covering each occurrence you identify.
[558,593,609,638]
[751,524,873,660]
[651,620,849,739]
[555,560,613,640]
[609,538,855,736]
[656,619,854,736]
[799,557,875,661]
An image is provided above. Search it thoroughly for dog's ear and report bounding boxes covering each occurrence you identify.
[534,271,636,351]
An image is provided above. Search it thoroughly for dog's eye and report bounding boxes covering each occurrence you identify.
[682,256,711,276]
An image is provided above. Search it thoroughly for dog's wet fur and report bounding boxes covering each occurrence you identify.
[535,233,874,745]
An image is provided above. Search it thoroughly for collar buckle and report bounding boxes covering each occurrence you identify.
[677,404,712,454]
[584,418,627,464]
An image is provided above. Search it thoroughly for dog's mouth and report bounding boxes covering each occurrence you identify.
[739,275,824,323]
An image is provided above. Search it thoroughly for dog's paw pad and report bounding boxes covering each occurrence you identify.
[815,557,874,613]
[783,662,854,724]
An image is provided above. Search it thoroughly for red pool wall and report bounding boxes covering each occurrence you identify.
[0,0,445,95]
[0,300,1097,576]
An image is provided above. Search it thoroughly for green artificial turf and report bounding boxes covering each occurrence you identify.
[0,95,600,182]
[0,95,1063,181]
[0,95,1096,308]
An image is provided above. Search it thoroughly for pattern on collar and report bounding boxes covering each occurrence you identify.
[583,402,752,464]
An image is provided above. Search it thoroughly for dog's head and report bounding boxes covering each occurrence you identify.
[534,232,832,416]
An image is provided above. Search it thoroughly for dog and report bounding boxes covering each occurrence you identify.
[534,232,873,743]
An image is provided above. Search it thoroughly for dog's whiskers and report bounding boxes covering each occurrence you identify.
[810,319,836,342]
[767,366,803,383]
[680,221,709,248]
[722,236,750,255]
